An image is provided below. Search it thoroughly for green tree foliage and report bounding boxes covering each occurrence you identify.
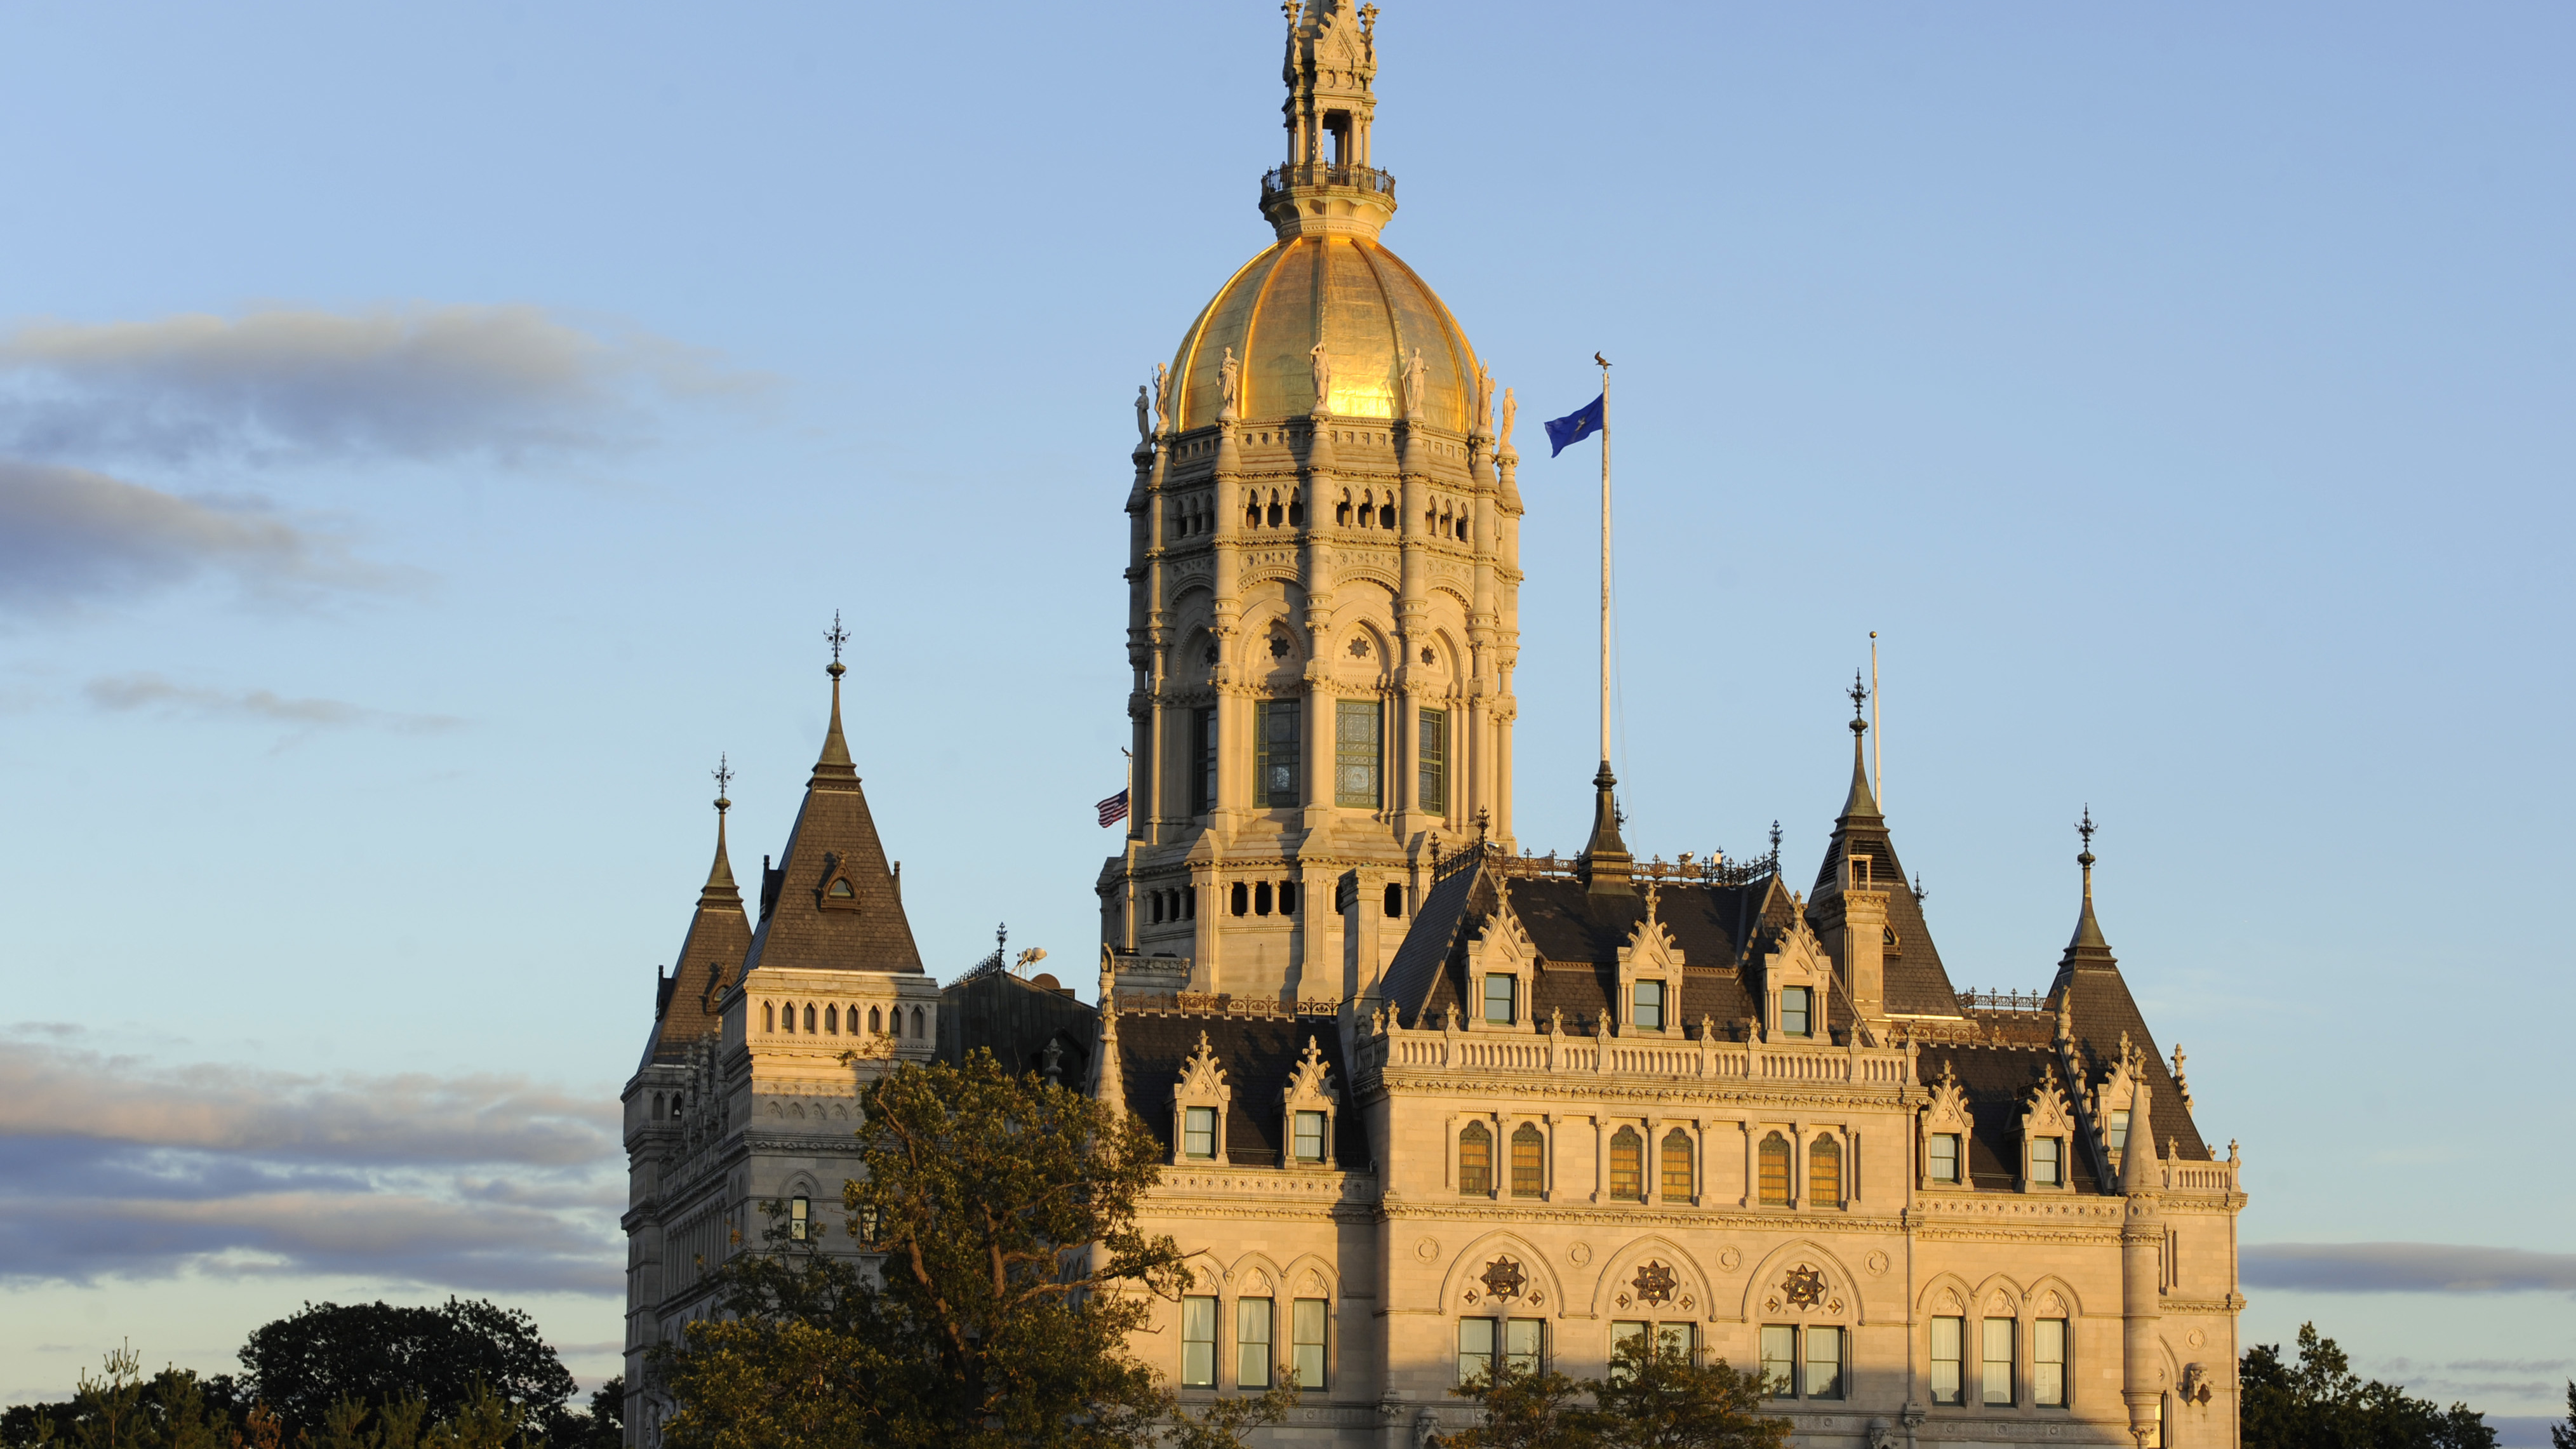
[1446,1338,1792,1449]
[1,1346,247,1449]
[655,1051,1291,1449]
[238,1299,578,1444]
[2241,1323,2496,1449]
[2552,1381,2576,1449]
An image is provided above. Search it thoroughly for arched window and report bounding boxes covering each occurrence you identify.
[1380,493,1397,529]
[1810,1135,1842,1205]
[1383,882,1403,918]
[911,1006,925,1038]
[1267,492,1283,528]
[1358,498,1374,528]
[824,1005,838,1034]
[1337,496,1352,526]
[1759,1132,1792,1205]
[869,1005,883,1034]
[1458,1122,1493,1196]
[1511,1123,1545,1198]
[1661,1128,1694,1203]
[651,1093,665,1121]
[803,1003,817,1033]
[1609,1127,1645,1201]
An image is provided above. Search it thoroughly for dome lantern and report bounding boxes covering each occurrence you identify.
[1261,0,1398,243]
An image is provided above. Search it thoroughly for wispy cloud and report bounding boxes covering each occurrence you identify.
[0,306,765,468]
[0,1032,623,1294]
[0,460,372,613]
[2243,1241,2576,1295]
[84,673,462,735]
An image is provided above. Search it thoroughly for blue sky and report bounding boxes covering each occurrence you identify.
[2,0,2570,1429]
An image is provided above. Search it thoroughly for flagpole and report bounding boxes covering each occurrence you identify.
[1869,632,1881,810]
[1598,356,1613,774]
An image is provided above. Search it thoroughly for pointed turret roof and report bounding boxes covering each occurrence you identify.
[639,775,754,1069]
[1578,761,1635,895]
[738,638,926,977]
[2043,813,2211,1161]
[1807,684,1956,1015]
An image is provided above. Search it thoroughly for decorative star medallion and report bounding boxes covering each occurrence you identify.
[1479,1256,1527,1300]
[1631,1260,1678,1305]
[1782,1264,1827,1309]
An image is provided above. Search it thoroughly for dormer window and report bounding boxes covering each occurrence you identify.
[2109,1109,2132,1154]
[1293,1111,1326,1163]
[1930,1133,1962,1184]
[1781,986,1813,1038]
[1483,973,1516,1025]
[821,874,860,911]
[1632,980,1666,1031]
[1184,1106,1218,1160]
[2031,1137,2064,1187]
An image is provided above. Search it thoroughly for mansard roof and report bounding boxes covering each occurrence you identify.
[1111,1011,1369,1170]
[1914,1035,2113,1194]
[639,807,753,1071]
[740,671,926,977]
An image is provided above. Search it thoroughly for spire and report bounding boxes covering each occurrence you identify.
[1578,760,1634,895]
[2118,1081,2158,1194]
[1262,0,1397,241]
[702,754,741,905]
[2066,806,2112,957]
[639,758,755,1071]
[1839,669,1882,823]
[813,611,858,787]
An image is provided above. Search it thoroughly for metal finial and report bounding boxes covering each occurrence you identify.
[712,753,733,813]
[997,922,1008,953]
[1847,669,1869,724]
[1769,820,1783,857]
[1475,805,1491,842]
[825,611,850,676]
[1912,871,1927,904]
[2077,806,2097,857]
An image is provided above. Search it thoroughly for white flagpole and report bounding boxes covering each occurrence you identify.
[1598,356,1613,773]
[1869,632,1881,810]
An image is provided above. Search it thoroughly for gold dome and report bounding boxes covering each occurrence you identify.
[1168,235,1483,436]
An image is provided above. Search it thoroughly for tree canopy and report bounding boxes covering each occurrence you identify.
[1445,1337,1791,1449]
[2240,1323,2496,1449]
[239,1299,578,1442]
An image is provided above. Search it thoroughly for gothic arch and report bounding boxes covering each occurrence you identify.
[1916,1272,1977,1318]
[2026,1274,2085,1319]
[1225,1248,1288,1297]
[1585,1234,1718,1321]
[1737,1238,1873,1324]
[1970,1273,2028,1319]
[1434,1229,1567,1316]
[1281,1252,1340,1303]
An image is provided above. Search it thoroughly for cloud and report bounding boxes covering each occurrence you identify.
[0,1037,624,1294]
[85,673,462,735]
[2242,1241,2576,1295]
[0,460,369,613]
[0,306,763,467]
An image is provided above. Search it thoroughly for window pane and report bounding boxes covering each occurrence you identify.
[1485,973,1515,1024]
[1418,707,1447,813]
[2033,1137,2061,1187]
[1182,1297,1217,1387]
[1803,1325,1844,1399]
[1610,1321,1646,1384]
[1660,1129,1693,1203]
[1634,979,1664,1030]
[1335,699,1380,808]
[1259,700,1302,808]
[1511,1123,1545,1198]
[1457,1318,1495,1386]
[2035,1319,2066,1407]
[1505,1319,1542,1375]
[1760,1325,1797,1398]
[1184,1105,1216,1159]
[1238,1298,1273,1388]
[2109,1108,2131,1154]
[1758,1133,1791,1205]
[1810,1135,1843,1205]
[1191,707,1217,815]
[1609,1128,1643,1201]
[1984,1318,2015,1405]
[1782,986,1811,1036]
[1294,1111,1326,1163]
[1931,1133,1959,1183]
[1656,1323,1694,1363]
[1293,1299,1328,1391]
[1458,1122,1492,1196]
[1932,1316,1964,1405]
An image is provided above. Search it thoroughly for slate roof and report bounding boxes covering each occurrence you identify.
[639,811,754,1070]
[1112,1012,1371,1171]
[2047,882,2211,1163]
[940,971,1097,1086]
[740,674,926,977]
[1806,737,1961,1017]
[1917,1037,2112,1194]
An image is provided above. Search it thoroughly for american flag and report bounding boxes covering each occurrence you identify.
[1096,789,1129,827]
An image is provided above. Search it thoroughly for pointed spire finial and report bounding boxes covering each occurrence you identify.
[1847,669,1869,734]
[712,753,733,814]
[826,610,850,678]
[810,614,859,783]
[2077,806,2097,893]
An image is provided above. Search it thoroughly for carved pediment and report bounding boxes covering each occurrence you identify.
[2023,1067,2077,1137]
[1283,1036,1337,1109]
[1176,1032,1231,1102]
[1924,1062,1973,1135]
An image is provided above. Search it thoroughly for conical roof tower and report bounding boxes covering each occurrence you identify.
[639,760,754,1069]
[1808,673,1957,1014]
[2044,810,2208,1159]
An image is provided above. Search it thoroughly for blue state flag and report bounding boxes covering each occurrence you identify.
[1545,394,1605,457]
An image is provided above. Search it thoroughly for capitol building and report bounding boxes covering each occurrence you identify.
[619,4,2248,1446]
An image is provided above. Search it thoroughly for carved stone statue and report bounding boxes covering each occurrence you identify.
[1399,346,1427,420]
[1472,364,1494,435]
[1152,362,1172,430]
[1498,386,1517,450]
[1218,347,1242,420]
[1309,338,1333,414]
[1134,384,1151,444]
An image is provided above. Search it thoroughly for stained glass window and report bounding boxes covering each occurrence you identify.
[1458,1121,1492,1196]
[1660,1129,1693,1202]
[1811,1135,1842,1205]
[1335,698,1380,808]
[1610,1127,1644,1201]
[1511,1123,1545,1198]
[1759,1132,1791,1205]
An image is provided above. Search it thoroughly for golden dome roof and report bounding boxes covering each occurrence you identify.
[1168,234,1483,436]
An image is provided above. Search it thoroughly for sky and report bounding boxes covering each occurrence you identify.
[1,0,2570,1432]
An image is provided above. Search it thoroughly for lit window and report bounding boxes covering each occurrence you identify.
[1804,1325,1845,1399]
[1293,1111,1327,1164]
[1182,1297,1217,1387]
[1758,1132,1791,1205]
[1184,1105,1218,1160]
[1458,1122,1492,1196]
[1660,1129,1693,1203]
[1781,986,1812,1037]
[2035,1318,2067,1407]
[1504,1319,1542,1375]
[1510,1123,1545,1198]
[789,1195,809,1241]
[1334,699,1378,808]
[1634,979,1665,1031]
[1983,1318,2015,1405]
[2032,1137,2063,1187]
[1483,973,1516,1024]
[1932,1316,1965,1405]
[1930,1133,1961,1184]
[1457,1318,1495,1386]
[1760,1325,1797,1397]
[1237,1297,1273,1388]
[2109,1108,2132,1154]
[1418,707,1448,813]
[1258,699,1302,807]
[1292,1299,1328,1390]
[1810,1135,1842,1204]
[1609,1127,1644,1201]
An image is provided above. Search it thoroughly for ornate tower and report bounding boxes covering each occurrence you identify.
[1101,0,1523,1007]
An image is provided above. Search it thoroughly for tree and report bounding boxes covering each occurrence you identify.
[1446,1338,1790,1449]
[2241,1323,2496,1449]
[655,1050,1290,1449]
[1443,1361,1603,1449]
[0,1345,236,1449]
[239,1299,578,1442]
[2553,1382,2576,1449]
